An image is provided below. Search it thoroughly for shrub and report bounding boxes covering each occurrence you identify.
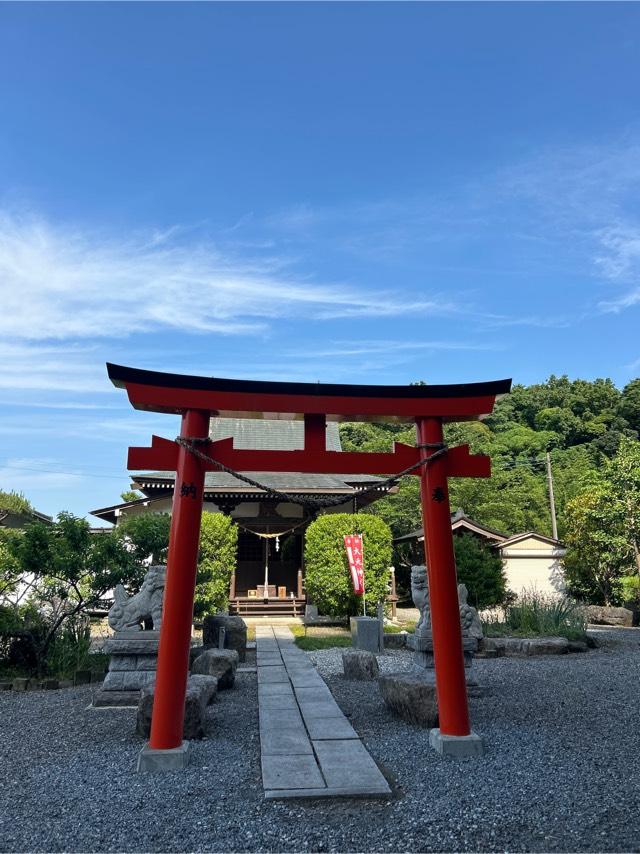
[453,533,508,609]
[483,589,587,641]
[304,514,392,617]
[195,512,238,617]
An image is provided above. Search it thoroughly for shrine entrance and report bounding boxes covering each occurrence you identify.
[107,362,511,768]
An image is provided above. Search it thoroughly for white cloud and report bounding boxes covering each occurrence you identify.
[0,210,451,343]
[0,458,86,491]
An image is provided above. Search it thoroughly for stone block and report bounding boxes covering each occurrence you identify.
[429,728,485,758]
[523,637,568,656]
[342,649,379,681]
[585,605,633,628]
[11,678,32,692]
[137,742,190,772]
[0,681,12,691]
[137,677,211,740]
[378,673,438,728]
[93,689,139,707]
[74,670,92,686]
[41,679,59,690]
[261,753,325,791]
[191,648,238,689]
[135,655,158,671]
[383,631,408,649]
[187,674,218,705]
[568,640,588,653]
[203,614,247,662]
[58,679,73,689]
[189,645,205,667]
[108,655,138,671]
[350,616,383,653]
[91,670,106,683]
[313,739,390,793]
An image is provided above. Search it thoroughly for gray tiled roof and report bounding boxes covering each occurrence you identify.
[209,417,342,451]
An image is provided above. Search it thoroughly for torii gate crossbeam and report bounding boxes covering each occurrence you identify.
[106,363,511,768]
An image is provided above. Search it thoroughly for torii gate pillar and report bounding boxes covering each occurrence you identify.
[418,417,483,755]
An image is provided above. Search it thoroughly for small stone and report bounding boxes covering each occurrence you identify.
[191,649,238,689]
[342,649,379,680]
[188,674,218,705]
[379,673,438,728]
[203,615,247,662]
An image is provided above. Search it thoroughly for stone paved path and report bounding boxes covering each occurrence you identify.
[256,625,391,799]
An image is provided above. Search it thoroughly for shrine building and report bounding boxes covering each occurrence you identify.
[91,417,393,616]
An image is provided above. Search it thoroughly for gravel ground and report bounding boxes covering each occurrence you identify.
[1,628,639,853]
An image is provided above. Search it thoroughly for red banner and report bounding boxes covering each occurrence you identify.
[344,534,365,595]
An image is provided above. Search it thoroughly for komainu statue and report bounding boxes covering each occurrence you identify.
[108,565,166,632]
[410,565,483,640]
[458,583,484,640]
[410,565,431,635]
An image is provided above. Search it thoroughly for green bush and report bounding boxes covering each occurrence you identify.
[483,589,587,641]
[195,512,238,617]
[304,513,392,617]
[453,533,508,609]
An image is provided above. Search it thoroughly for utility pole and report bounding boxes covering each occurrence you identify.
[545,451,558,541]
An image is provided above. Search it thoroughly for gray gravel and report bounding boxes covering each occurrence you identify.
[1,628,639,852]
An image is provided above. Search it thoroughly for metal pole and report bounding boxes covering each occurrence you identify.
[545,452,558,540]
[416,416,471,737]
[149,408,209,750]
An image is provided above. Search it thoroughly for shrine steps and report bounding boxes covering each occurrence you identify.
[229,597,306,618]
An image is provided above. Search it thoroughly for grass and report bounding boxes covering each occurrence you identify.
[289,622,353,651]
[483,591,588,641]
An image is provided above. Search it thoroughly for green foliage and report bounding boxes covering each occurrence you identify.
[453,533,507,609]
[0,490,33,515]
[117,512,171,570]
[0,528,23,599]
[120,489,143,503]
[304,513,391,617]
[483,590,587,641]
[295,634,353,651]
[195,512,238,617]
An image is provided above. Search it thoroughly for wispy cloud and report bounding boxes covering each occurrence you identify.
[0,457,86,491]
[0,209,451,344]
[288,339,503,358]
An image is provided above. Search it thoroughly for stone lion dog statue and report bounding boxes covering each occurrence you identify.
[108,564,166,632]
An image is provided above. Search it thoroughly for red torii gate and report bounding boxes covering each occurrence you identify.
[107,363,511,766]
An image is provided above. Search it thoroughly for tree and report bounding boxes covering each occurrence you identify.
[120,489,143,503]
[304,514,391,617]
[453,533,507,609]
[116,512,171,576]
[619,379,640,435]
[195,513,238,617]
[563,484,631,605]
[607,437,640,576]
[0,490,34,515]
[10,514,134,672]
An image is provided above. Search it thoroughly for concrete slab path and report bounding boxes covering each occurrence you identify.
[256,625,391,800]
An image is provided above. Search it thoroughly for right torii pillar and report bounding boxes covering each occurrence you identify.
[417,416,484,757]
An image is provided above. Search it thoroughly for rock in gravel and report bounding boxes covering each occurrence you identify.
[136,675,217,739]
[586,605,633,627]
[191,648,238,689]
[342,648,380,680]
[568,640,588,653]
[522,637,569,656]
[203,614,248,662]
[378,672,438,727]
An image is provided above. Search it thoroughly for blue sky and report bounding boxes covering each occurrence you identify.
[1,2,640,520]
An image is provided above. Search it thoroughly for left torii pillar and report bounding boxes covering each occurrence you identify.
[138,409,209,772]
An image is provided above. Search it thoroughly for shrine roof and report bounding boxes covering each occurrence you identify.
[107,363,511,422]
[133,471,381,491]
[210,417,341,451]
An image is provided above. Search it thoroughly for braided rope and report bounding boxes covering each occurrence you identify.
[175,436,448,511]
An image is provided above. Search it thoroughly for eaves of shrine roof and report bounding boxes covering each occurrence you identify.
[133,471,382,492]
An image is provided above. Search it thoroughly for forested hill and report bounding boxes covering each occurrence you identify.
[339,376,640,540]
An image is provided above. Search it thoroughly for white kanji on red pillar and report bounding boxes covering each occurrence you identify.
[344,534,365,595]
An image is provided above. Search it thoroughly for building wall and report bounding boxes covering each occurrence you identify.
[499,537,566,596]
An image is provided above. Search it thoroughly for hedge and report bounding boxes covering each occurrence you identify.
[304,513,392,617]
[195,512,238,617]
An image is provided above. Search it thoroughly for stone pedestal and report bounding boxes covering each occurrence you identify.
[93,631,159,707]
[350,616,383,654]
[342,649,379,680]
[407,630,478,668]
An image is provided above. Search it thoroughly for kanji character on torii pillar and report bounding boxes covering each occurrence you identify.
[106,363,511,770]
